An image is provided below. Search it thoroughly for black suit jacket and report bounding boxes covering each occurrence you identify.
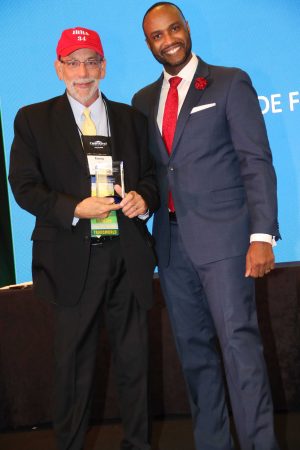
[9,93,159,308]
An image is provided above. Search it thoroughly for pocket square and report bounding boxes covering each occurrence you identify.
[190,103,216,114]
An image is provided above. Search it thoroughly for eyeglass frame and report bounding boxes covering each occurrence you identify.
[59,57,104,70]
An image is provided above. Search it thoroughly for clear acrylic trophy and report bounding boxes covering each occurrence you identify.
[95,160,124,201]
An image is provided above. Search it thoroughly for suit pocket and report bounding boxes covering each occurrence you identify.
[212,186,246,203]
[31,226,57,241]
[190,103,216,114]
[188,105,217,121]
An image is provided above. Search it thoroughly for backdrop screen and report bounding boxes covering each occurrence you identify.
[2,0,300,282]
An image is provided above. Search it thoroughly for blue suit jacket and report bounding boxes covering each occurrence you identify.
[132,57,280,267]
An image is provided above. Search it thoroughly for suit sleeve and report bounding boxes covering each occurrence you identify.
[9,107,80,230]
[132,93,147,116]
[226,69,280,239]
[132,109,160,215]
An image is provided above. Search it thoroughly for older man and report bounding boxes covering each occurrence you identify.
[9,27,159,450]
[132,3,280,450]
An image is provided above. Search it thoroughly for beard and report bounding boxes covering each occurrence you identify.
[66,77,100,105]
[152,32,192,70]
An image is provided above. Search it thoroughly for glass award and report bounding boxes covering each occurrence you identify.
[90,160,124,237]
[95,160,124,201]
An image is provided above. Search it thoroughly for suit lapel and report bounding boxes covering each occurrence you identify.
[171,58,210,157]
[103,95,120,162]
[150,76,169,163]
[104,96,137,192]
[54,93,86,167]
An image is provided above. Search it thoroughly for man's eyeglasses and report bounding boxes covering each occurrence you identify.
[60,59,102,70]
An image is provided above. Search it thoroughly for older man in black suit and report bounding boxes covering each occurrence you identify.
[9,27,159,450]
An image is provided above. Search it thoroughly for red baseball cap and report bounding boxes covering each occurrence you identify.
[56,27,104,58]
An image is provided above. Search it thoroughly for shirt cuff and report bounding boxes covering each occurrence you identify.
[72,217,79,226]
[138,210,149,221]
[250,233,276,247]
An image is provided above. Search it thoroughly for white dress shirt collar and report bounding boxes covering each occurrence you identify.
[67,91,108,136]
[163,52,198,84]
[157,53,199,132]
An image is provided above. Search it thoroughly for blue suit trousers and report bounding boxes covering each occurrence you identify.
[158,222,279,450]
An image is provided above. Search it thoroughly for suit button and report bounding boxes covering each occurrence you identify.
[84,235,89,241]
[169,167,174,171]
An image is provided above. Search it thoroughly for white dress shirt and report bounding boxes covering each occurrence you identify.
[157,53,199,133]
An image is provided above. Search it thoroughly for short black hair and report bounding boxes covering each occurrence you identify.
[142,2,186,31]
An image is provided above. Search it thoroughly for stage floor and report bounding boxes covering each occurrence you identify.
[0,413,299,450]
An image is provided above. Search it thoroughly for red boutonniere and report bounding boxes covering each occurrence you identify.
[194,77,208,90]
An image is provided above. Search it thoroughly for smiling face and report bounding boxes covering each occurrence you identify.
[55,48,106,106]
[143,4,192,75]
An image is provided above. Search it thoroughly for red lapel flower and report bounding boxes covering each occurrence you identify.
[194,77,208,90]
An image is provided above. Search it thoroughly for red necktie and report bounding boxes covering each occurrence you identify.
[162,76,182,212]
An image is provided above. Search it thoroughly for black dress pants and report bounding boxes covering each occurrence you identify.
[53,239,151,450]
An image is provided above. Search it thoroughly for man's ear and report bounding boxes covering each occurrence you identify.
[99,59,107,80]
[145,37,151,50]
[54,59,63,80]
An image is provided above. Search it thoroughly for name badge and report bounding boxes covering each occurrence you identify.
[87,154,112,176]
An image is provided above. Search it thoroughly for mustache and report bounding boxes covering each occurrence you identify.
[71,78,97,86]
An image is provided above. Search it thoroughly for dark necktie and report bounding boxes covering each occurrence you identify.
[162,76,182,212]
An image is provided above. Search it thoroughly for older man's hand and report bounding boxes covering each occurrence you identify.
[74,196,121,219]
[115,184,147,218]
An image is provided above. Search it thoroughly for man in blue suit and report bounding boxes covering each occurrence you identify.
[132,2,280,449]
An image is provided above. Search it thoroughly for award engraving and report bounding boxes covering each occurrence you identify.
[95,160,124,201]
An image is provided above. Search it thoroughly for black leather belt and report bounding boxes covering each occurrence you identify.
[169,211,177,222]
[90,235,119,246]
